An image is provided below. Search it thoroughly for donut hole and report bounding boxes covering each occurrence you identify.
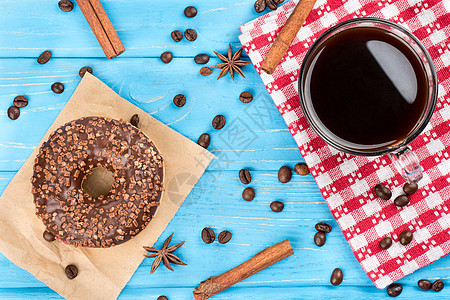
[81,167,115,199]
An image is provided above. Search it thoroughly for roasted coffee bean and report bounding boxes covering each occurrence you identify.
[194,54,210,65]
[374,184,392,200]
[270,200,284,212]
[403,182,418,195]
[184,29,197,42]
[43,230,55,242]
[200,67,213,76]
[254,0,266,13]
[399,230,413,245]
[79,66,93,78]
[171,30,183,42]
[201,227,215,244]
[173,94,186,107]
[51,82,64,94]
[239,91,253,103]
[58,0,74,12]
[239,169,251,185]
[130,114,139,127]
[432,280,444,292]
[197,133,210,149]
[394,195,409,207]
[212,114,226,130]
[315,222,332,233]
[266,0,278,10]
[184,6,197,18]
[274,0,285,3]
[330,268,343,286]
[13,95,28,108]
[218,230,232,244]
[157,296,168,300]
[294,162,309,176]
[37,50,52,64]
[7,106,20,120]
[160,52,173,64]
[418,279,432,291]
[314,231,326,247]
[65,264,78,279]
[379,237,392,250]
[278,166,292,183]
[386,283,403,297]
[242,187,255,201]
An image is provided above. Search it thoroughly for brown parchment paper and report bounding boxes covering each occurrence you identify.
[0,73,215,300]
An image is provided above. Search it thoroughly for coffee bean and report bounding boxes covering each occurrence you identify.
[212,115,226,130]
[254,0,266,13]
[330,268,343,286]
[184,29,197,42]
[201,227,215,244]
[173,94,186,107]
[171,30,183,42]
[399,230,413,246]
[418,279,432,291]
[314,231,326,247]
[65,264,78,279]
[157,296,168,300]
[394,195,409,207]
[278,166,292,183]
[379,237,392,250]
[403,182,418,195]
[43,230,55,242]
[242,187,255,201]
[58,0,73,12]
[274,0,285,3]
[386,283,403,297]
[200,67,213,76]
[266,0,278,10]
[432,280,444,292]
[184,6,197,18]
[13,96,28,108]
[239,91,253,103]
[79,66,93,78]
[218,230,232,244]
[374,184,392,200]
[270,201,284,212]
[130,114,139,127]
[37,50,52,65]
[194,54,210,65]
[315,222,332,233]
[51,82,64,94]
[197,133,210,149]
[7,106,20,120]
[160,52,173,64]
[294,162,309,176]
[239,169,251,185]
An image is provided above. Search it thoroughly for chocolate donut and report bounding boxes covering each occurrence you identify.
[31,116,163,247]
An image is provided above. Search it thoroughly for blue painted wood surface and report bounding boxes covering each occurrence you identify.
[0,0,449,299]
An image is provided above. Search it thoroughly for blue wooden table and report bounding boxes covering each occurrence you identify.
[0,0,449,299]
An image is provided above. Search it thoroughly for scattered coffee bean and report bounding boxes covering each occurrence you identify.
[239,91,253,103]
[194,54,210,65]
[13,96,28,108]
[399,230,413,246]
[7,106,20,120]
[43,230,55,242]
[374,183,392,200]
[58,0,73,12]
[184,6,197,18]
[270,200,284,212]
[330,268,343,286]
[278,166,292,183]
[197,133,211,149]
[171,30,183,42]
[394,195,409,207]
[218,230,232,244]
[294,162,309,176]
[403,182,418,195]
[432,280,444,292]
[200,67,213,76]
[386,283,403,297]
[130,114,139,127]
[379,237,392,250]
[65,264,78,279]
[239,169,251,185]
[315,222,332,233]
[79,66,93,78]
[173,94,186,107]
[160,52,173,64]
[37,50,52,64]
[51,82,64,94]
[157,296,168,300]
[242,187,255,201]
[201,227,215,244]
[418,279,432,291]
[314,231,326,247]
[254,0,266,13]
[266,0,278,10]
[212,115,226,130]
[184,29,197,41]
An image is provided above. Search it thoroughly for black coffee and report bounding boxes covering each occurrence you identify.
[304,27,428,152]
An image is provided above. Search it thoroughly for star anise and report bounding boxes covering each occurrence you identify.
[211,43,251,81]
[254,0,285,13]
[143,233,187,274]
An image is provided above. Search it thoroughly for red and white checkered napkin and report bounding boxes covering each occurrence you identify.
[239,0,450,289]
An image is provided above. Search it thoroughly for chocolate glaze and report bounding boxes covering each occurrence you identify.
[31,117,164,247]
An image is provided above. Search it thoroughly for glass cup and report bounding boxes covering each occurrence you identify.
[298,18,438,183]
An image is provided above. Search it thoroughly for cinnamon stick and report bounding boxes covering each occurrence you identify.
[261,0,317,74]
[193,239,294,300]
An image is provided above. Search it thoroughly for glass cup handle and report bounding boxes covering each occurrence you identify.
[388,146,423,183]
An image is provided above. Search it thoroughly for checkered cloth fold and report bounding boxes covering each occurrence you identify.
[239,0,450,289]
